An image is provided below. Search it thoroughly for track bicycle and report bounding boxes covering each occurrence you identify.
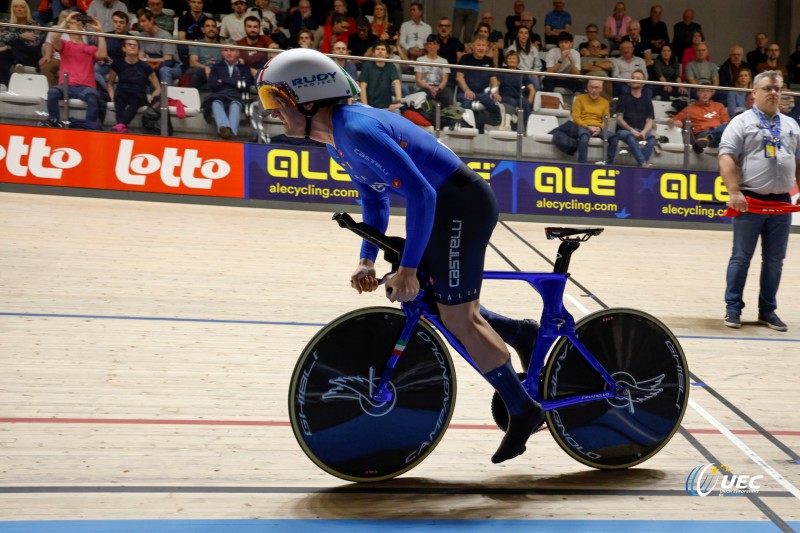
[288,213,689,482]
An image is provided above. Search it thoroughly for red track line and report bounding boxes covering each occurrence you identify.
[1,417,799,436]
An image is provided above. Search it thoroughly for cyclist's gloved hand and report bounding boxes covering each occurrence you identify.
[383,267,419,303]
[351,260,379,294]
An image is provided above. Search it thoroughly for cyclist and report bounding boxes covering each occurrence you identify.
[257,48,542,463]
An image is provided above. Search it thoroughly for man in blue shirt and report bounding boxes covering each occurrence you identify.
[257,48,544,464]
[544,0,571,46]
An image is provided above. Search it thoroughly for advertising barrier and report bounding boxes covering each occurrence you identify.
[246,144,739,224]
[0,125,246,198]
[2,125,797,226]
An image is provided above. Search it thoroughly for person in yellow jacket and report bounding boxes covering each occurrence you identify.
[571,78,619,163]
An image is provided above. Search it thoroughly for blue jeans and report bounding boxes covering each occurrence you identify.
[616,129,656,165]
[158,63,183,86]
[724,211,792,315]
[577,127,619,164]
[212,100,243,135]
[694,124,728,147]
[47,85,101,122]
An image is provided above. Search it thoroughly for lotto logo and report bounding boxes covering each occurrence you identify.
[0,135,82,179]
[115,139,231,189]
[0,125,245,199]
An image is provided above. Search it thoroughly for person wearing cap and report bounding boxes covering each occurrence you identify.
[414,34,452,105]
[257,48,544,465]
[220,0,249,42]
[543,32,580,93]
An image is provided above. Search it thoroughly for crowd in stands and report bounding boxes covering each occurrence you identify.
[0,0,799,149]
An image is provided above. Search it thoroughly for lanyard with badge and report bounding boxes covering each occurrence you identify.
[754,106,781,159]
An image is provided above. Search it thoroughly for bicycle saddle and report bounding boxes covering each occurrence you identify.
[545,227,604,241]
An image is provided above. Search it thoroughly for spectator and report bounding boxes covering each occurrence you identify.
[685,42,719,86]
[288,0,321,46]
[671,8,700,60]
[451,0,478,43]
[414,34,451,106]
[178,0,210,42]
[480,12,505,45]
[622,20,652,68]
[669,84,730,153]
[579,24,608,57]
[611,40,647,96]
[455,35,500,115]
[513,11,541,51]
[0,0,45,85]
[87,0,129,33]
[680,30,707,73]
[41,12,106,128]
[246,0,279,35]
[719,46,751,88]
[615,70,656,167]
[324,0,355,36]
[504,0,525,44]
[368,2,395,44]
[466,22,501,67]
[756,44,789,80]
[269,0,289,27]
[435,17,464,66]
[639,4,668,55]
[145,0,175,33]
[603,1,631,52]
[347,17,377,60]
[220,0,248,42]
[398,2,431,61]
[652,43,686,99]
[726,68,752,117]
[185,17,221,87]
[318,13,351,53]
[177,0,211,67]
[294,28,315,49]
[543,32,580,93]
[544,0,571,46]
[564,78,617,164]
[331,40,357,83]
[138,9,182,86]
[107,38,160,133]
[506,25,540,74]
[358,40,402,111]
[746,32,768,69]
[236,16,278,75]
[788,35,800,85]
[203,45,254,139]
[581,38,613,97]
[95,10,131,91]
[497,50,535,124]
[37,9,70,87]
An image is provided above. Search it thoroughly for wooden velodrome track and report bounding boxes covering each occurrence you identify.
[0,190,799,532]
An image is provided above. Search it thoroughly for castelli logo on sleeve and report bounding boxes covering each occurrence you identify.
[0,135,81,179]
[114,139,231,189]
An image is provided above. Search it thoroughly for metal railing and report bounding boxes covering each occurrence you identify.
[2,20,799,167]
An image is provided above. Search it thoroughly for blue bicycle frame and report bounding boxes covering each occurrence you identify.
[332,212,619,411]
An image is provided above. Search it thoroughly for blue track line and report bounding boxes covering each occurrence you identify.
[1,312,799,342]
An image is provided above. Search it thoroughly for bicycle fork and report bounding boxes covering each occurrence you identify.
[370,303,424,403]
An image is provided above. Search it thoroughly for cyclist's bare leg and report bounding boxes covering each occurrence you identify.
[438,300,545,463]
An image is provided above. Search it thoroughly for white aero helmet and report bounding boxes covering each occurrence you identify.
[256,48,360,110]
